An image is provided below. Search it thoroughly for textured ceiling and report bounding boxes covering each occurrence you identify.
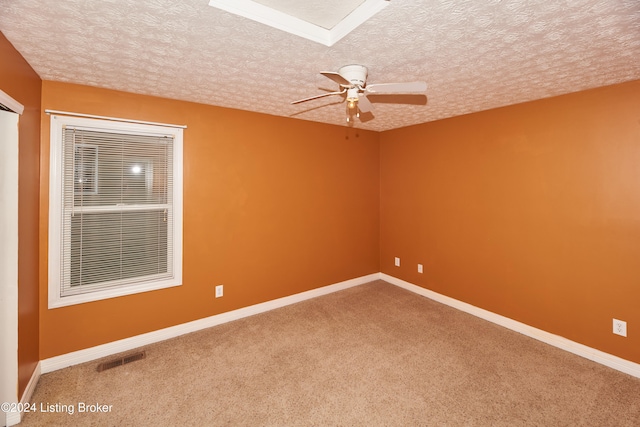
[1,0,639,131]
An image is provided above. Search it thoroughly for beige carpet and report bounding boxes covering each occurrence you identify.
[20,280,640,426]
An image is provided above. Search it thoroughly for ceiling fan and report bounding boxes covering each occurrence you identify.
[292,64,427,123]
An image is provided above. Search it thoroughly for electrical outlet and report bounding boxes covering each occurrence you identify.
[613,319,627,337]
[215,285,224,298]
[418,264,423,273]
[394,257,400,267]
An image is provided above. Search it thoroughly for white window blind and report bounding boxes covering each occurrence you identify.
[49,115,183,307]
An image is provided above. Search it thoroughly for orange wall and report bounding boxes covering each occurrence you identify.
[20,59,640,366]
[39,81,380,358]
[380,80,640,363]
[0,32,41,397]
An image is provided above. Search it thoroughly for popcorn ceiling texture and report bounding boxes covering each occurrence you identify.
[1,0,638,131]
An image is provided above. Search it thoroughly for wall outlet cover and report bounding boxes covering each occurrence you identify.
[613,319,627,337]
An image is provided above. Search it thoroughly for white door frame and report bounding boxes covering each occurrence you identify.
[0,89,23,427]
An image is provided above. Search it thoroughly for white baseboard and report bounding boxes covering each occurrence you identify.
[21,362,41,407]
[39,271,640,380]
[41,273,380,374]
[4,362,39,426]
[5,410,19,426]
[382,273,640,379]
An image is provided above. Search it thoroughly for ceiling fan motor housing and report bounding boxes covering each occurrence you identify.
[339,64,368,87]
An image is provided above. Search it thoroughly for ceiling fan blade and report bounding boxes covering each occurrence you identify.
[357,93,374,113]
[320,71,351,86]
[365,81,427,95]
[291,90,345,105]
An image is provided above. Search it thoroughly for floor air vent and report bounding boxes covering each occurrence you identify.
[97,351,146,372]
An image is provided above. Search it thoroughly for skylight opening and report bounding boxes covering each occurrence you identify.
[208,0,390,46]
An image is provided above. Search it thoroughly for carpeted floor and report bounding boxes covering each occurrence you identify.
[19,280,640,426]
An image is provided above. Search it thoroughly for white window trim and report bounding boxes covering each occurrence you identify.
[48,114,183,309]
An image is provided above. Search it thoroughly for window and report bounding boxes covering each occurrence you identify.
[74,143,98,195]
[48,115,183,308]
